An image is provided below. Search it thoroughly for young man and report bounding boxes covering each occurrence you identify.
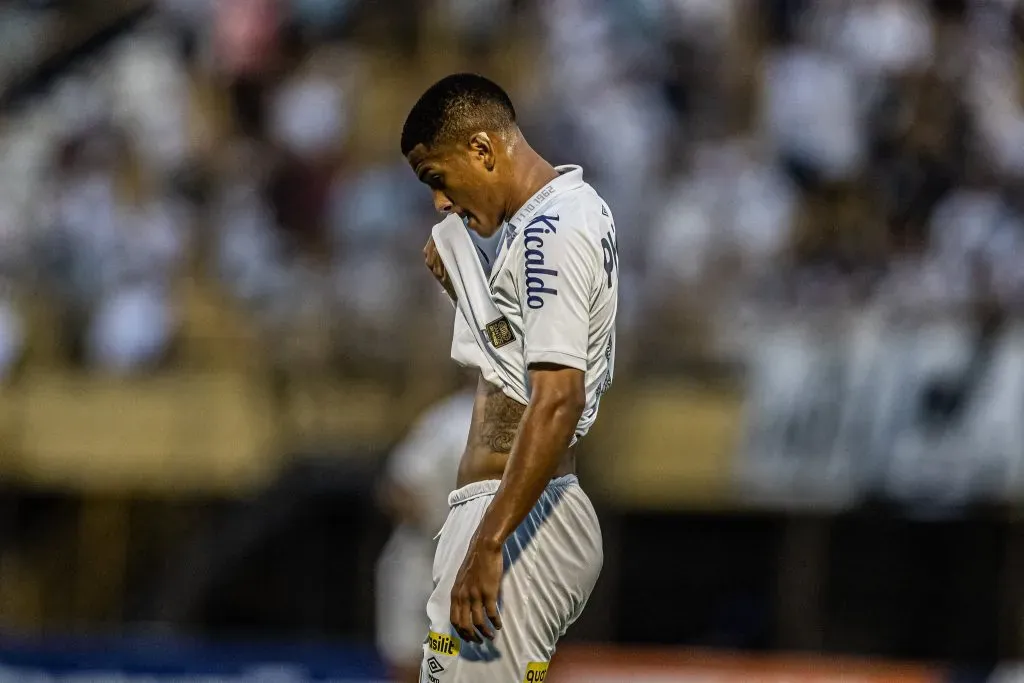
[400,73,619,682]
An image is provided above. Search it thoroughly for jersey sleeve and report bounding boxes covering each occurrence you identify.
[519,216,597,372]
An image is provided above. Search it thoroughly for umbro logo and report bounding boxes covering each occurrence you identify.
[427,656,445,674]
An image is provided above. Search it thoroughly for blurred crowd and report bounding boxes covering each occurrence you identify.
[2,0,1024,384]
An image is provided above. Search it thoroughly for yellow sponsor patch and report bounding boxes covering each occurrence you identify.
[427,630,460,657]
[523,661,549,682]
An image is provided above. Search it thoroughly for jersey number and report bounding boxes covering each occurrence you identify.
[601,226,619,289]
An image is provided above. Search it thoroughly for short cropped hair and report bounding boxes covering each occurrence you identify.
[400,73,516,157]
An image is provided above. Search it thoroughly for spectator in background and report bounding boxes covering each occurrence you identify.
[11,0,1024,382]
[327,159,428,363]
[213,138,293,321]
[267,43,351,260]
[762,38,864,184]
[108,26,193,178]
[208,42,356,373]
[213,0,284,139]
[831,0,934,77]
[36,128,186,374]
[649,137,797,289]
[538,0,673,226]
[86,169,187,374]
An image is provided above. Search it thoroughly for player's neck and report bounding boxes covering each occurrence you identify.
[503,136,559,224]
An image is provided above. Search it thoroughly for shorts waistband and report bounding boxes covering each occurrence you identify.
[447,474,579,508]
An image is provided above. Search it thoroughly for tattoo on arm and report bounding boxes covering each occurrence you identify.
[478,382,525,454]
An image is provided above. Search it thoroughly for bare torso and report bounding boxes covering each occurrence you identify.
[456,375,575,487]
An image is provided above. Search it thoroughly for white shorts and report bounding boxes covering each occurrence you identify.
[376,525,435,668]
[420,474,602,683]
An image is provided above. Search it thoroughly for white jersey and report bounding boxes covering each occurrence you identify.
[452,165,619,440]
[384,390,475,534]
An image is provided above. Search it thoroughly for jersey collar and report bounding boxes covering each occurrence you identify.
[490,165,584,279]
[506,165,584,233]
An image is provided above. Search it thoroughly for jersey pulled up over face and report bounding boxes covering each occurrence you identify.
[470,165,618,440]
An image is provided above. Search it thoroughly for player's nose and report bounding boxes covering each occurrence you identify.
[432,190,453,215]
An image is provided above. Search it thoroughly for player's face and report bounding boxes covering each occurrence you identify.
[407,136,506,237]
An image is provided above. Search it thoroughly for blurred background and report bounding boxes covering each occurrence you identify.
[3,0,1024,680]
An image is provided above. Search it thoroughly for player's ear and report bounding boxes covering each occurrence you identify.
[469,132,496,172]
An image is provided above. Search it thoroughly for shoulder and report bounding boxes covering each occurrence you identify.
[520,186,610,263]
[548,183,612,239]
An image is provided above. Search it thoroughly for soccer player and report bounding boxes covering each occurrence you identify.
[376,382,476,683]
[401,73,619,682]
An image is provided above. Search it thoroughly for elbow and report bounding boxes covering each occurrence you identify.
[538,386,586,426]
[565,388,587,422]
[529,365,587,429]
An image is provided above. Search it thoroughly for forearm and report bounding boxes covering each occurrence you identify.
[473,398,580,549]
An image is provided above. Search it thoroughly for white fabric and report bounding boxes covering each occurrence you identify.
[421,475,602,682]
[433,215,529,407]
[434,165,618,441]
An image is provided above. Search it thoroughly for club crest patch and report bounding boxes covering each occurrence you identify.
[484,317,516,349]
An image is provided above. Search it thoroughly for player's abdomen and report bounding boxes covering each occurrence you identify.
[456,377,574,488]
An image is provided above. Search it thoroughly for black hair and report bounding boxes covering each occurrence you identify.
[400,73,516,157]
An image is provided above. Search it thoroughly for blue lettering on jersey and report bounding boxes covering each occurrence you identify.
[523,214,559,309]
[601,224,618,290]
